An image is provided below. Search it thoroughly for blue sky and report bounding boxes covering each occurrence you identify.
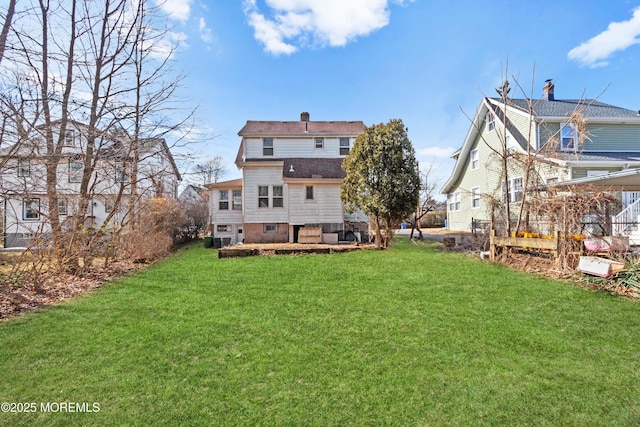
[158,0,640,190]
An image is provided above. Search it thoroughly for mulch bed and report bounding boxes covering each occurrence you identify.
[217,242,375,258]
[0,260,144,320]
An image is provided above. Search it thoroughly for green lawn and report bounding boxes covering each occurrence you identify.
[1,238,639,426]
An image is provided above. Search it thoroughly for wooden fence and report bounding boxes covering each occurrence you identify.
[490,230,561,261]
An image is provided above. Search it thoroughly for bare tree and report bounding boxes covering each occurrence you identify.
[194,156,227,185]
[0,0,193,272]
[0,0,17,64]
[408,162,441,239]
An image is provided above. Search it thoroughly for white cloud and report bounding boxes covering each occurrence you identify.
[568,7,640,68]
[243,0,412,55]
[156,0,192,23]
[418,146,456,158]
[199,17,214,44]
[148,31,189,60]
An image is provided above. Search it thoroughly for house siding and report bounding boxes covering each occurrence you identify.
[244,136,353,159]
[446,111,566,231]
[571,167,623,179]
[539,122,640,152]
[210,183,244,244]
[243,166,288,224]
[288,183,344,225]
[585,123,640,151]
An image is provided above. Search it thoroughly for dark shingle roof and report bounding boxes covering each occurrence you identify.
[282,158,345,179]
[497,98,640,119]
[554,151,640,162]
[238,120,365,136]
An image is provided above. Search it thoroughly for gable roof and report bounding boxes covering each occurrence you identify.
[441,95,640,195]
[205,178,243,189]
[503,98,640,119]
[238,120,365,137]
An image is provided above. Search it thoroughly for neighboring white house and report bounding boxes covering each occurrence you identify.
[441,81,640,239]
[0,120,181,248]
[178,185,207,206]
[208,112,368,244]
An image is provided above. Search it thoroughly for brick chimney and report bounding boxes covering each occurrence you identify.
[300,111,310,121]
[543,79,554,101]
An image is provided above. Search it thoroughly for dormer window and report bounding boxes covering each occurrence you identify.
[263,138,273,156]
[486,112,495,132]
[560,123,578,151]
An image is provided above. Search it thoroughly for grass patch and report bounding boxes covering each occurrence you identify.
[1,238,639,426]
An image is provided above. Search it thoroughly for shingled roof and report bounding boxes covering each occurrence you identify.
[238,120,365,136]
[494,98,640,119]
[281,158,345,179]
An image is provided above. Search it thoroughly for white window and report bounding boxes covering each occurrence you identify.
[448,193,460,212]
[219,190,229,210]
[23,198,40,220]
[561,123,578,151]
[470,149,479,170]
[258,186,269,208]
[315,138,324,149]
[115,161,129,183]
[58,198,68,216]
[486,112,495,132]
[305,185,314,200]
[273,185,283,208]
[217,225,228,232]
[471,187,480,209]
[18,159,30,177]
[506,177,523,203]
[232,190,242,211]
[69,160,83,183]
[339,138,350,155]
[64,129,76,146]
[263,138,273,156]
[103,198,114,213]
[264,224,277,233]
